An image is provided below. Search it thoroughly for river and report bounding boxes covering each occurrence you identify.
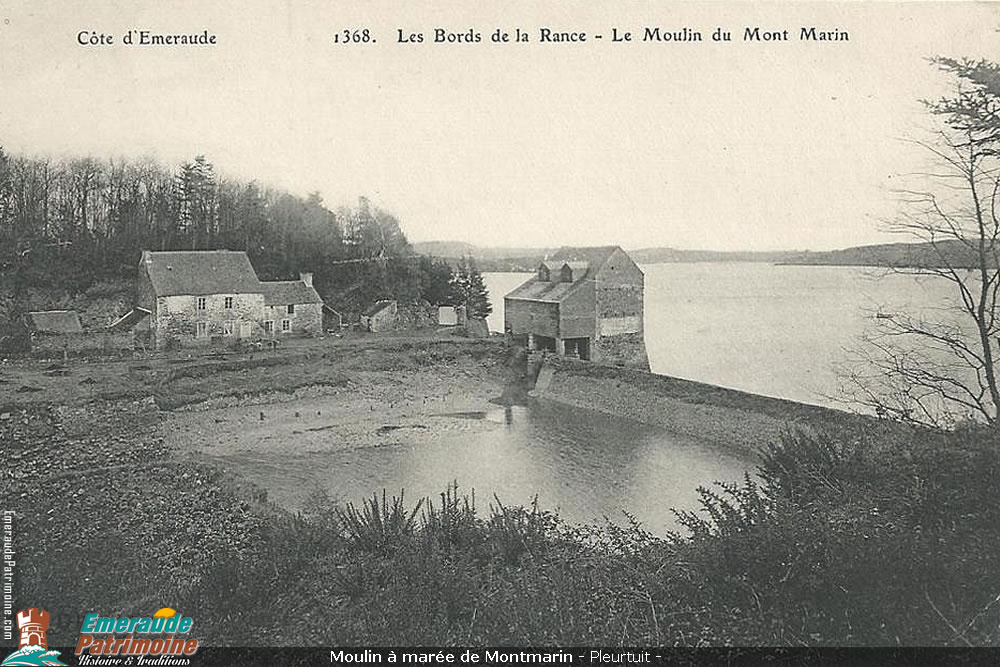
[201,264,952,536]
[486,263,958,408]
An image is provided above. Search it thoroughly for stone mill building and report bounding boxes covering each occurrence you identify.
[504,246,648,370]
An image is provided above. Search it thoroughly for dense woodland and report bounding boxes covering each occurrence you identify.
[0,148,488,320]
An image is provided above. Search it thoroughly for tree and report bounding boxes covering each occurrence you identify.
[417,255,455,306]
[844,58,1000,430]
[176,155,217,249]
[0,147,439,317]
[451,256,492,319]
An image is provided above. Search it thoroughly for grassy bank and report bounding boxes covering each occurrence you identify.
[3,340,999,646]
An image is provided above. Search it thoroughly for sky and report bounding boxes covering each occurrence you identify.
[1,1,998,252]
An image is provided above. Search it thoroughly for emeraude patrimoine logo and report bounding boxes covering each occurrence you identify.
[1,608,66,666]
[75,607,199,660]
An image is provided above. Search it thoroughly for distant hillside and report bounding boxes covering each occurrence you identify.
[410,241,480,258]
[414,240,985,270]
[412,242,554,259]
[629,248,801,264]
[411,242,554,271]
[777,240,983,269]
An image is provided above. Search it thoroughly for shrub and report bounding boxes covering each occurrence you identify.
[336,490,424,554]
[671,472,771,540]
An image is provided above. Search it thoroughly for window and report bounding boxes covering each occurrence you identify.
[223,321,234,336]
[224,296,234,310]
[195,322,208,338]
[263,320,274,334]
[287,304,295,315]
[196,297,206,311]
[281,319,291,333]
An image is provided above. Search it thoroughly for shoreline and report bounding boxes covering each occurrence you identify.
[0,334,923,646]
[1,334,880,458]
[534,356,882,457]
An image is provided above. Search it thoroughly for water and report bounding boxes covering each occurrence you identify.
[208,402,749,536]
[204,263,956,536]
[486,263,959,408]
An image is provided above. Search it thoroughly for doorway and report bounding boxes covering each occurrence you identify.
[564,337,591,360]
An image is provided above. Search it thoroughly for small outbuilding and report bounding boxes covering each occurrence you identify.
[107,307,151,332]
[437,305,467,327]
[323,304,344,332]
[24,310,84,335]
[23,310,132,356]
[361,300,398,333]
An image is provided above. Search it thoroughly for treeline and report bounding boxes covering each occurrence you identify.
[0,148,487,316]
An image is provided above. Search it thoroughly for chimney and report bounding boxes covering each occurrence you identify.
[300,272,313,287]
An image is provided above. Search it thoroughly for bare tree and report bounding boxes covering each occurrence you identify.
[844,59,1000,430]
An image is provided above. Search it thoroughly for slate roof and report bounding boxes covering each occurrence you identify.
[143,251,261,297]
[505,279,586,303]
[562,260,589,271]
[24,310,84,334]
[363,300,396,317]
[261,281,323,306]
[506,246,624,303]
[549,246,619,279]
[107,307,150,331]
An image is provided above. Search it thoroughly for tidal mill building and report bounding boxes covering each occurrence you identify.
[504,246,648,370]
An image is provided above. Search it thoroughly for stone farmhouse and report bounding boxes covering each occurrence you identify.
[136,250,323,349]
[504,246,648,370]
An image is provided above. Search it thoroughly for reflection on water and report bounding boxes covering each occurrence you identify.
[209,400,752,535]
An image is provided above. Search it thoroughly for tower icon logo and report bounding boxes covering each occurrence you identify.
[1,608,65,666]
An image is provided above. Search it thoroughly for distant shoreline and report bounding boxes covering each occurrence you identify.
[415,240,982,272]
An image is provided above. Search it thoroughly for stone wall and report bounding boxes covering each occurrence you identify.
[396,302,437,329]
[590,247,646,369]
[31,332,134,357]
[505,298,559,338]
[595,281,643,323]
[364,302,398,332]
[264,302,322,337]
[593,332,649,370]
[136,267,156,314]
[156,293,264,348]
[558,282,596,339]
[533,356,869,458]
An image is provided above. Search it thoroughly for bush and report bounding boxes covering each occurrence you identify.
[16,394,1000,647]
[660,427,1000,645]
[336,490,424,555]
